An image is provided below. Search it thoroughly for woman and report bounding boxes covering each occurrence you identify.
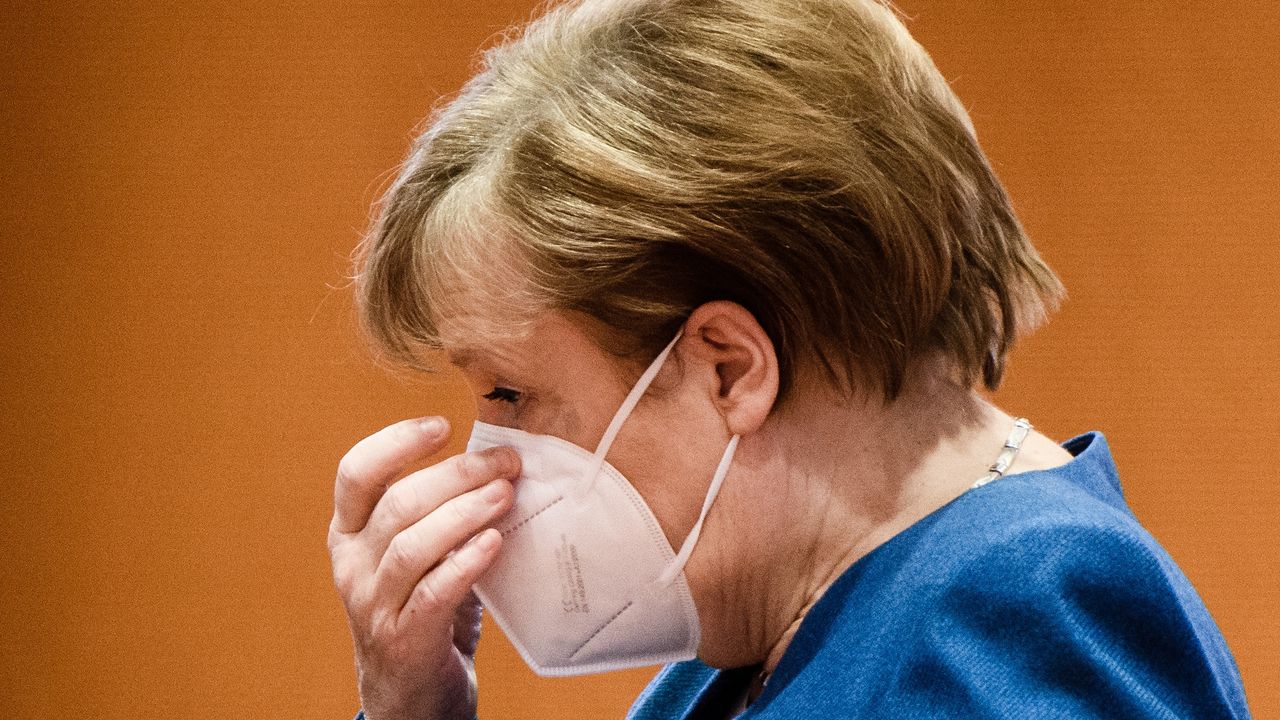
[329,0,1251,718]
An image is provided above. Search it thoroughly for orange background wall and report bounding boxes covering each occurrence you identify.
[2,1,1275,717]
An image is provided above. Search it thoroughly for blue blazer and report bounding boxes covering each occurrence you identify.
[626,432,1251,719]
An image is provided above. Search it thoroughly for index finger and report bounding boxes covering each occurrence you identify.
[331,416,451,535]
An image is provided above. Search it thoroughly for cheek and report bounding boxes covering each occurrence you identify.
[529,397,589,445]
[611,403,724,550]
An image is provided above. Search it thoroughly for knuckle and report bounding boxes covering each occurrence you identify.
[385,533,421,572]
[414,575,446,611]
[333,566,373,615]
[334,451,369,489]
[381,479,427,525]
[331,563,355,596]
[382,483,417,522]
[368,606,398,643]
[348,583,376,620]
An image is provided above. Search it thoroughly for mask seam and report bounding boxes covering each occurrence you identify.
[599,463,673,560]
[499,495,565,536]
[567,599,636,662]
[474,427,671,554]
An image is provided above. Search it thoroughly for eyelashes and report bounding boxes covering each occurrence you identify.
[482,386,522,404]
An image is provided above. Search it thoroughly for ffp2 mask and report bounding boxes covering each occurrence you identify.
[464,327,740,676]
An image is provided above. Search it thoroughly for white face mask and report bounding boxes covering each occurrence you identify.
[464,327,741,676]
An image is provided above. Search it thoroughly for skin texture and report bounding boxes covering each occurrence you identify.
[329,301,1074,719]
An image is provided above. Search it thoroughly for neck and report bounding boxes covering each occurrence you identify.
[693,353,1024,673]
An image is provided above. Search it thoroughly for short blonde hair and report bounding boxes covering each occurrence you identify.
[354,0,1065,402]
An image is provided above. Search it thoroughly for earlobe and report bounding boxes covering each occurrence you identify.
[682,301,780,437]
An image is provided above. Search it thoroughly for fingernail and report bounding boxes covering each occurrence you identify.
[482,479,506,504]
[420,417,445,434]
[474,529,499,552]
[485,445,517,467]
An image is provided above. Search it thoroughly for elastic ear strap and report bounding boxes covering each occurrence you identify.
[656,433,740,587]
[577,328,685,495]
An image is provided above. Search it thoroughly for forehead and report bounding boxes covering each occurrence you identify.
[439,311,621,377]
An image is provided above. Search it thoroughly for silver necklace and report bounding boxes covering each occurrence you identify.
[970,417,1033,489]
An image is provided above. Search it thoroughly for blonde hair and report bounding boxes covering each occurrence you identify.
[353,0,1065,402]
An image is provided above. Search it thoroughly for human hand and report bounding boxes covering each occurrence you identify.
[328,417,518,720]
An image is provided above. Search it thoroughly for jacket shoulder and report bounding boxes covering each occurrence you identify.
[751,478,1251,719]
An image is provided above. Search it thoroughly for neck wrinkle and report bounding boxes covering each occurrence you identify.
[704,351,1004,675]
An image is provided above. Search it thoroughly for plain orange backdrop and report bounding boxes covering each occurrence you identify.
[1,0,1275,717]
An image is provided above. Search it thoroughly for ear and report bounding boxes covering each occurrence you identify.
[680,301,780,436]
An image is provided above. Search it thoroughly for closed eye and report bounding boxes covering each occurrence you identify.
[482,386,522,404]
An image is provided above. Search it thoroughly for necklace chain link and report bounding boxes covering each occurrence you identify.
[970,417,1033,489]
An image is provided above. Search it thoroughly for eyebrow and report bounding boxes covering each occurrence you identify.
[445,346,520,373]
[444,348,481,368]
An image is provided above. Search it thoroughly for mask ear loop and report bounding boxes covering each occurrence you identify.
[655,433,739,587]
[574,327,685,500]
